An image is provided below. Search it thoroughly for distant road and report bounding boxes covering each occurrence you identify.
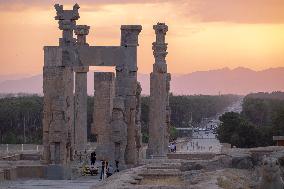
[178,98,243,153]
[223,98,243,113]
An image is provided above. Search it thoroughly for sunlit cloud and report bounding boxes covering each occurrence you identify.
[1,0,284,23]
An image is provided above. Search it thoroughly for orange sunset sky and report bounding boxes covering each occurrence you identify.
[0,0,284,76]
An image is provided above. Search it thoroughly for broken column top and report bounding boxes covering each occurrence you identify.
[54,4,80,21]
[54,4,80,46]
[75,25,90,45]
[153,23,168,44]
[74,25,90,35]
[152,23,168,69]
[120,25,142,47]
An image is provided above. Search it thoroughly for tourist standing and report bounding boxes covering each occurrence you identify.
[90,151,96,165]
[100,160,106,180]
[115,160,120,172]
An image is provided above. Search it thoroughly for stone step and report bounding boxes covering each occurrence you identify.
[146,165,180,170]
[139,169,182,177]
[119,185,185,189]
[132,175,143,181]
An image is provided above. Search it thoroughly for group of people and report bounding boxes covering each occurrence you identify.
[79,150,120,180]
[99,160,118,180]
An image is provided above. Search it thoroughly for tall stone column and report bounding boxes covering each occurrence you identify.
[43,4,79,168]
[43,65,74,165]
[74,25,90,152]
[93,72,115,163]
[135,82,142,160]
[74,67,89,152]
[147,23,171,158]
[119,25,142,165]
[110,97,127,166]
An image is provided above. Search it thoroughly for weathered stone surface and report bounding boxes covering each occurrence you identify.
[93,72,115,163]
[44,47,63,67]
[54,4,79,47]
[74,71,88,152]
[180,162,204,172]
[258,156,284,189]
[17,165,45,178]
[0,170,4,181]
[73,25,89,153]
[3,167,17,180]
[147,23,171,158]
[121,25,142,47]
[74,25,90,46]
[43,3,142,170]
[45,165,71,180]
[135,82,142,161]
[43,66,74,165]
[111,97,127,165]
[231,154,253,169]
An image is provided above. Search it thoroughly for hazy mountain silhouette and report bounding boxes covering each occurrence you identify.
[170,67,284,95]
[0,67,283,95]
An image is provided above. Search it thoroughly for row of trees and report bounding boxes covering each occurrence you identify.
[217,92,284,148]
[0,94,239,144]
[0,95,43,144]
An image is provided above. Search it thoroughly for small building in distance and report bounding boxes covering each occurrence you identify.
[273,136,284,146]
[176,127,193,138]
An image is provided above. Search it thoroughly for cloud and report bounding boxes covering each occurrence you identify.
[0,0,171,11]
[1,0,284,23]
[187,0,284,23]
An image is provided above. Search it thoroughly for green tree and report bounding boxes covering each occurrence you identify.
[217,112,259,148]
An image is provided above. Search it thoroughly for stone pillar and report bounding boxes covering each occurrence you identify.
[74,67,89,152]
[74,25,90,46]
[43,4,79,179]
[110,97,127,166]
[147,23,171,158]
[54,4,80,47]
[135,82,142,160]
[119,25,142,165]
[93,72,115,163]
[73,25,90,152]
[43,66,74,165]
[43,4,79,164]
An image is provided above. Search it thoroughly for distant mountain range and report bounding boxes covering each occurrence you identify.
[0,67,283,95]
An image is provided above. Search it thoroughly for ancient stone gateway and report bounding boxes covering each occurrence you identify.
[42,4,170,178]
[42,4,142,174]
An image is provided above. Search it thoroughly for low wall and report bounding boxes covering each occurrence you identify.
[1,153,41,161]
[0,144,43,154]
[3,167,17,180]
[1,165,45,180]
[20,153,41,161]
[1,154,21,161]
[0,170,4,181]
[17,165,45,179]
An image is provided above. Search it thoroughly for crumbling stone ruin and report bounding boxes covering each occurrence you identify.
[42,3,144,174]
[147,23,171,158]
[42,4,171,177]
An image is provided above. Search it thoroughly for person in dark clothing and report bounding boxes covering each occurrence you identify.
[115,160,119,172]
[90,151,96,165]
[100,160,105,180]
[79,152,82,163]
